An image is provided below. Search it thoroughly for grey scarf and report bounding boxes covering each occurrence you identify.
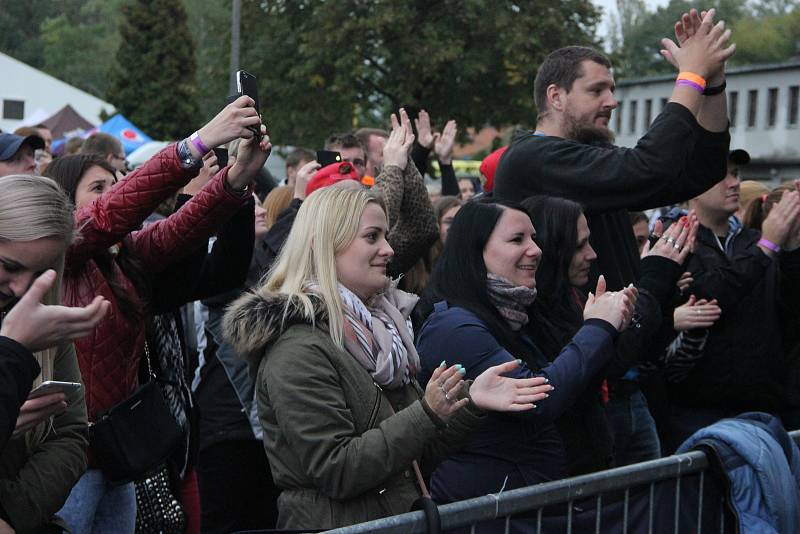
[486,274,537,331]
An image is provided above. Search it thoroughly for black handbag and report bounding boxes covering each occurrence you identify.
[89,342,183,485]
[134,463,186,533]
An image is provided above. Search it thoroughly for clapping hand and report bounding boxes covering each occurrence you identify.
[470,360,553,412]
[660,8,736,80]
[384,109,416,170]
[583,275,638,331]
[673,295,721,331]
[643,212,698,265]
[434,120,457,165]
[414,110,436,150]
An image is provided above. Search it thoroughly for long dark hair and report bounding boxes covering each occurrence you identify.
[427,199,536,363]
[45,155,151,320]
[521,195,584,359]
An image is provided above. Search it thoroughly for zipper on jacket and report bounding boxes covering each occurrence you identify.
[366,383,382,429]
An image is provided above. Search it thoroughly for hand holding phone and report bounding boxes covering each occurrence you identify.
[236,70,263,141]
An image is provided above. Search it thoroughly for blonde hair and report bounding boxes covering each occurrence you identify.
[0,174,75,385]
[262,185,294,230]
[257,187,385,349]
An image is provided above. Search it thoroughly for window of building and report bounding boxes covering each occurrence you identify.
[629,100,638,134]
[767,88,778,127]
[2,99,24,120]
[615,101,623,133]
[789,86,799,127]
[660,97,668,112]
[747,90,758,128]
[729,91,738,127]
[644,99,653,128]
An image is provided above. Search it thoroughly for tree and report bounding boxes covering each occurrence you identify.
[39,0,123,97]
[729,8,800,65]
[187,0,230,123]
[611,0,748,78]
[107,0,199,139]
[0,0,53,69]
[238,0,602,148]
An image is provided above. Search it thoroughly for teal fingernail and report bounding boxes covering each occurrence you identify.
[455,364,463,370]
[532,404,538,409]
[459,367,466,375]
[439,360,446,368]
[516,359,522,364]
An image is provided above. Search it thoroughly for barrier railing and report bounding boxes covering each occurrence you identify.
[322,430,800,534]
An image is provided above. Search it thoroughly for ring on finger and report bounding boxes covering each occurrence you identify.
[666,237,676,244]
[673,243,681,249]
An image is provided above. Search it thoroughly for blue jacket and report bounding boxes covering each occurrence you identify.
[416,301,617,503]
[677,412,800,533]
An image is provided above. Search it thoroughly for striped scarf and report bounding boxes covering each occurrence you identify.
[486,274,537,331]
[337,283,420,389]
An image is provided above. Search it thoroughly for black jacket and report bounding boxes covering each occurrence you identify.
[493,102,730,290]
[0,336,39,454]
[665,220,800,412]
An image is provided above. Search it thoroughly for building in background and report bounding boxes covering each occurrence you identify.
[0,52,113,133]
[614,59,800,184]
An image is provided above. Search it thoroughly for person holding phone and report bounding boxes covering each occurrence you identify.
[46,95,270,533]
[0,174,109,533]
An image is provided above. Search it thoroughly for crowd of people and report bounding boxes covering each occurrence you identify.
[0,6,799,533]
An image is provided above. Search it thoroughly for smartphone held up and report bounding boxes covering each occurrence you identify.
[236,70,263,141]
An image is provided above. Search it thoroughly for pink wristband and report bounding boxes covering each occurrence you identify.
[676,79,704,94]
[189,131,210,155]
[758,238,781,253]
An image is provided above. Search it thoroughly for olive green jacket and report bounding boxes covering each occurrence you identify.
[0,342,88,533]
[224,290,483,530]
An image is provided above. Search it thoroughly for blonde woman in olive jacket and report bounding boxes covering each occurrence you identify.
[224,183,552,530]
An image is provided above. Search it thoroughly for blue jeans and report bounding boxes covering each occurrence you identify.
[57,469,136,534]
[605,390,662,465]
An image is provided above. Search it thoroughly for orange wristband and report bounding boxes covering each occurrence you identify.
[677,72,707,90]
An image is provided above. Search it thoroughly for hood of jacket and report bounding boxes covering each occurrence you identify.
[223,289,328,372]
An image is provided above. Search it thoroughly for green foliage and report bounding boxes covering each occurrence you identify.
[39,0,123,97]
[611,0,749,78]
[187,0,230,123]
[238,0,602,148]
[0,0,54,68]
[730,8,800,65]
[107,0,200,140]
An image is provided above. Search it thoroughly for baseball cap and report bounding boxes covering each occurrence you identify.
[0,133,44,161]
[728,149,750,166]
[306,161,360,197]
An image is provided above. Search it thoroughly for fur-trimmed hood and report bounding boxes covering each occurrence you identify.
[223,290,328,371]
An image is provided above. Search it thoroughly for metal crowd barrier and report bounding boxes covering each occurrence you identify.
[322,430,800,534]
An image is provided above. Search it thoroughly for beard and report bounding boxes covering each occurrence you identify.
[564,111,615,146]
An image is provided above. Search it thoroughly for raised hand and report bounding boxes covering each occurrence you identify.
[470,360,553,412]
[414,110,436,149]
[760,189,800,254]
[434,120,457,165]
[0,270,110,353]
[647,211,698,265]
[195,95,262,152]
[227,124,272,190]
[294,160,321,200]
[385,110,416,170]
[660,8,736,80]
[673,295,721,331]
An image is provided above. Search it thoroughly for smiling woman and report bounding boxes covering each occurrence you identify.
[414,199,636,521]
[222,188,553,530]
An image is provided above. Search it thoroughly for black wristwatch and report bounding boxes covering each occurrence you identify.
[177,139,203,170]
[703,80,726,96]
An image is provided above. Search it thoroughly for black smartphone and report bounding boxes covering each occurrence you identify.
[236,70,262,139]
[316,150,342,167]
[213,147,229,168]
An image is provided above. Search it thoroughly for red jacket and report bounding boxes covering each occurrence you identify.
[64,145,250,422]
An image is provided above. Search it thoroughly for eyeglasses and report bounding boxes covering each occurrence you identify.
[345,158,366,169]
